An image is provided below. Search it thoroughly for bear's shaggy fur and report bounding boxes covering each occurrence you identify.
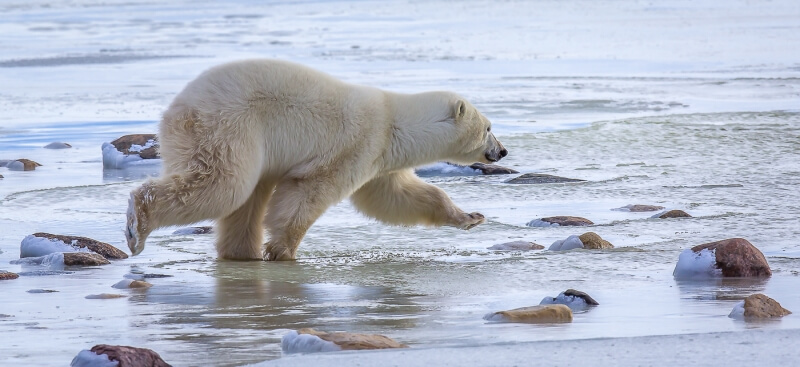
[126,59,507,261]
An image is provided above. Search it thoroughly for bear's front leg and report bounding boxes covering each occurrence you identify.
[350,169,486,230]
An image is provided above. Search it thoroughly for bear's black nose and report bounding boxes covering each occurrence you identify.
[500,148,508,157]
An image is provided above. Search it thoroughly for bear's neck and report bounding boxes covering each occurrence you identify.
[386,92,454,170]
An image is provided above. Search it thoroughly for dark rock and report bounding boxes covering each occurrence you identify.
[506,173,585,184]
[742,294,792,318]
[578,232,613,249]
[172,226,214,235]
[469,162,519,175]
[563,289,600,305]
[0,174,3,179]
[63,252,110,266]
[89,344,172,367]
[0,271,19,280]
[44,142,72,149]
[297,328,408,350]
[27,289,58,293]
[487,241,544,251]
[657,210,692,219]
[539,216,594,227]
[615,204,665,212]
[8,159,42,171]
[110,134,160,159]
[32,233,128,259]
[692,238,771,277]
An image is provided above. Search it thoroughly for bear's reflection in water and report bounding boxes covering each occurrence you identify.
[126,261,420,364]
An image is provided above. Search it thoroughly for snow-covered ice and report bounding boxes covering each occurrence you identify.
[101,142,161,169]
[549,235,584,251]
[415,162,481,177]
[527,219,559,227]
[729,301,745,320]
[281,330,341,354]
[540,292,591,310]
[20,235,91,258]
[10,252,65,267]
[673,249,722,279]
[112,279,135,289]
[70,350,119,367]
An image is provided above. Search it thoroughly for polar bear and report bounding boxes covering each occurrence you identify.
[126,59,507,261]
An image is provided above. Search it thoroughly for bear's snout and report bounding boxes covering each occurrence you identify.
[484,139,507,162]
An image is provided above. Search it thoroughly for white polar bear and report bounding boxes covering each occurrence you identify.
[126,59,507,261]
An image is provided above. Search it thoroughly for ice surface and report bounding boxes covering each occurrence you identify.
[415,162,481,177]
[540,293,590,310]
[20,235,91,258]
[549,235,584,251]
[111,279,135,289]
[729,301,745,320]
[281,330,341,354]
[11,252,65,267]
[70,350,119,367]
[44,142,72,149]
[487,241,539,251]
[101,142,160,169]
[527,219,560,228]
[673,249,722,279]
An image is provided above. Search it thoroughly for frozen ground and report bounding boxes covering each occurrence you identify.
[1,0,799,366]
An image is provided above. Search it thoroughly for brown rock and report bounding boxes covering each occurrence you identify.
[9,159,42,171]
[63,252,110,266]
[506,173,585,184]
[32,233,128,259]
[541,216,594,226]
[658,210,692,219]
[691,238,771,277]
[298,328,408,350]
[0,271,19,280]
[487,304,573,323]
[617,204,665,212]
[469,162,519,175]
[487,241,544,251]
[111,134,160,159]
[743,294,792,318]
[563,289,600,305]
[129,280,152,289]
[90,344,171,367]
[578,232,614,249]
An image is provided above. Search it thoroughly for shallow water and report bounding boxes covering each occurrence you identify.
[1,1,800,366]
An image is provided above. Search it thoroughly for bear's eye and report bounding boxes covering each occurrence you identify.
[486,126,491,132]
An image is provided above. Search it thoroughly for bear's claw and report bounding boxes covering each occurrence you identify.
[264,243,296,261]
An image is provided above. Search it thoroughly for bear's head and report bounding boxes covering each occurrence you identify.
[445,99,508,165]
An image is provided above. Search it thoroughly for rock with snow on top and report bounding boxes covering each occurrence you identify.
[468,162,519,175]
[26,233,128,259]
[44,142,72,149]
[102,134,160,169]
[282,328,408,354]
[112,279,152,289]
[487,241,544,251]
[484,304,573,323]
[673,248,721,279]
[729,294,791,320]
[72,344,171,367]
[540,289,599,310]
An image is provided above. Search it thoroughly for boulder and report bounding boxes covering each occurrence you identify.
[614,204,665,212]
[110,134,160,159]
[529,216,594,227]
[44,142,72,149]
[548,235,584,251]
[540,289,599,310]
[7,159,42,171]
[691,238,771,277]
[656,210,692,219]
[63,253,110,266]
[469,162,519,175]
[0,271,19,280]
[738,294,792,318]
[0,174,3,179]
[485,304,573,323]
[113,279,153,289]
[87,344,171,367]
[578,232,614,249]
[297,328,408,350]
[506,173,585,184]
[487,241,544,251]
[30,233,128,259]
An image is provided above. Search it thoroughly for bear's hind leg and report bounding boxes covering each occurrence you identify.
[215,178,276,260]
[350,168,485,229]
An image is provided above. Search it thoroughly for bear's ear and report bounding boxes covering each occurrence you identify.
[453,100,467,121]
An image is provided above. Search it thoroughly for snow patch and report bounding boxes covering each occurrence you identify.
[281,330,342,354]
[11,252,65,267]
[527,219,559,227]
[7,161,25,171]
[549,235,584,251]
[127,139,157,152]
[20,235,91,258]
[482,312,509,322]
[728,301,745,319]
[70,350,119,367]
[673,248,722,279]
[415,162,481,177]
[102,142,160,169]
[540,293,590,310]
[112,279,135,289]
